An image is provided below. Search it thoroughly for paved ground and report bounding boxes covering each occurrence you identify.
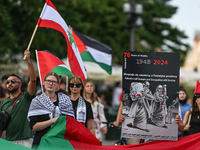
[102,139,116,145]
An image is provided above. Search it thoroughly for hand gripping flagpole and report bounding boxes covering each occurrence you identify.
[23,24,38,60]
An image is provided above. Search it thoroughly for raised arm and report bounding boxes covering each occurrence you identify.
[24,50,36,96]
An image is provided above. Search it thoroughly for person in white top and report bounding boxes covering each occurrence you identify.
[112,82,122,107]
[83,79,107,143]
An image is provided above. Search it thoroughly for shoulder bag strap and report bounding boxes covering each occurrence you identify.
[6,93,23,114]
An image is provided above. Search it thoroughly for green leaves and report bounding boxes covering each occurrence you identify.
[0,0,189,66]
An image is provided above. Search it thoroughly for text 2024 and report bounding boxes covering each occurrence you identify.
[154,60,168,65]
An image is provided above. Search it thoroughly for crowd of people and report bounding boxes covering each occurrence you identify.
[0,50,200,149]
[0,50,109,148]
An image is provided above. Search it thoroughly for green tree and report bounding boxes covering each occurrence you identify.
[0,0,189,65]
[135,0,189,65]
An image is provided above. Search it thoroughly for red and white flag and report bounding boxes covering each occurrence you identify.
[37,0,87,81]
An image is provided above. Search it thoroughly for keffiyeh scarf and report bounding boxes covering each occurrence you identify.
[76,96,86,123]
[28,92,74,120]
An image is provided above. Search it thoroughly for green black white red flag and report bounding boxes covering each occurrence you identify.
[36,116,200,150]
[36,50,74,85]
[72,29,112,75]
[36,0,87,81]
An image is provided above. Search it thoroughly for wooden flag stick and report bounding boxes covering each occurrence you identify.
[187,112,192,125]
[23,24,39,60]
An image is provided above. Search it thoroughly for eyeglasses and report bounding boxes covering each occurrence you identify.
[69,83,82,88]
[44,80,58,85]
[6,79,21,84]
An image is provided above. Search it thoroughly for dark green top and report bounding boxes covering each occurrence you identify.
[0,91,33,141]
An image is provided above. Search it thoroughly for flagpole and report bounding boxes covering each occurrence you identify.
[66,75,68,91]
[23,24,39,60]
[35,50,44,94]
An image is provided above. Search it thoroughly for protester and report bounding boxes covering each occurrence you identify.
[111,82,122,107]
[36,75,68,96]
[0,75,9,102]
[0,49,36,148]
[59,78,66,91]
[99,92,110,110]
[179,88,191,121]
[67,76,95,135]
[83,79,107,143]
[56,76,68,95]
[28,72,74,148]
[182,93,200,136]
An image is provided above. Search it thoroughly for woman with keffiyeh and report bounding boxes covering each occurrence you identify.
[27,72,74,148]
[67,76,95,136]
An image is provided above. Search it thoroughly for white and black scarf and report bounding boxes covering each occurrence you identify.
[76,96,86,123]
[28,92,74,120]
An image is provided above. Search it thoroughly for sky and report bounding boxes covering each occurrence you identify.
[167,0,200,47]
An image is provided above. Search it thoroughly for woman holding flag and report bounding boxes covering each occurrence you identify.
[67,76,95,136]
[28,72,74,148]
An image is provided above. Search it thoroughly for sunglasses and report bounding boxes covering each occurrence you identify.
[195,93,200,98]
[69,83,82,88]
[6,79,21,84]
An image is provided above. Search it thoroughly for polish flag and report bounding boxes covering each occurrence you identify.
[36,0,87,81]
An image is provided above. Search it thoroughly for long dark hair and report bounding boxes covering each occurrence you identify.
[191,93,200,114]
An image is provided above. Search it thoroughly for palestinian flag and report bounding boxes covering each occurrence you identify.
[36,50,74,85]
[0,138,32,150]
[72,29,112,75]
[37,116,200,150]
[36,0,87,81]
[37,116,101,150]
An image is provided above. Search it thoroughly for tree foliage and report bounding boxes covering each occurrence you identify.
[0,0,189,65]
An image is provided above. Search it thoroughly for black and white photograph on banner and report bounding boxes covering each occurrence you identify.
[121,51,180,141]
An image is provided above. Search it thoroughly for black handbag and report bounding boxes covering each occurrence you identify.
[0,110,11,131]
[0,93,22,131]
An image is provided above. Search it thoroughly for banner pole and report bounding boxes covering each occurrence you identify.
[23,24,39,60]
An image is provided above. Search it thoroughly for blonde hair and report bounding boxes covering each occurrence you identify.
[67,76,84,96]
[83,79,97,105]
